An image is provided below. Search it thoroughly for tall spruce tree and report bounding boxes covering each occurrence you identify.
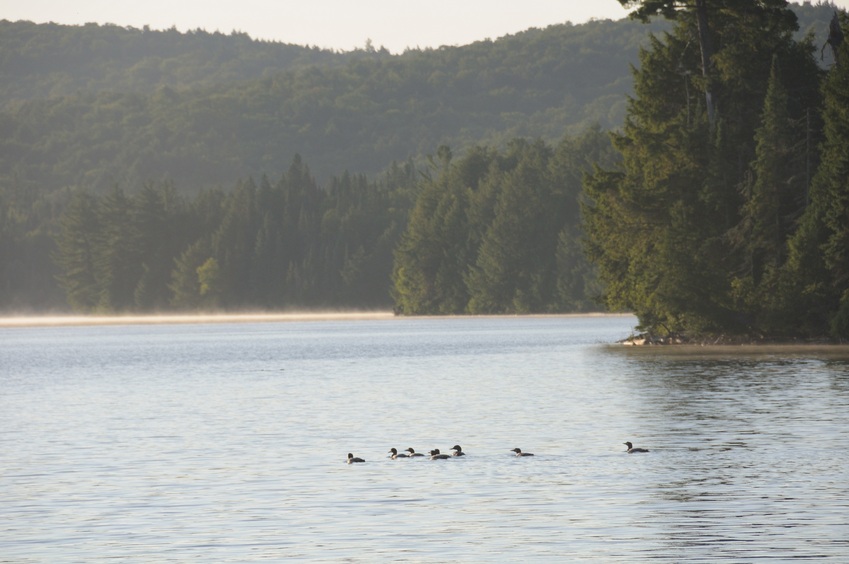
[729,56,808,330]
[392,153,473,315]
[585,0,818,336]
[96,187,142,311]
[785,13,849,337]
[467,140,556,313]
[212,177,259,307]
[133,182,187,310]
[55,191,102,311]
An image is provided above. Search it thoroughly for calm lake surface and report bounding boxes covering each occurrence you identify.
[2,315,849,561]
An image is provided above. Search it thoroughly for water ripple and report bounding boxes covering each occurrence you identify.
[2,317,848,561]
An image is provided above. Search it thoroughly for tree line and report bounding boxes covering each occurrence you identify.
[49,156,416,312]
[41,127,614,314]
[0,14,692,197]
[393,129,618,314]
[584,0,849,339]
[3,1,849,342]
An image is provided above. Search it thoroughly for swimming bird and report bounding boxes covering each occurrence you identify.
[405,447,425,457]
[451,444,465,456]
[347,453,365,464]
[624,441,649,453]
[511,448,534,457]
[429,449,450,460]
[388,447,408,459]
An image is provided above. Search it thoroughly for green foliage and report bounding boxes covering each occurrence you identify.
[784,11,849,338]
[4,5,847,321]
[51,155,418,312]
[54,190,101,311]
[585,0,825,337]
[0,16,670,198]
[393,129,619,315]
[0,21,354,106]
[53,184,193,312]
[728,56,813,332]
[0,176,64,310]
[196,258,222,305]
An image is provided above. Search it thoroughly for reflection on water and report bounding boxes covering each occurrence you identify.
[603,345,849,560]
[2,316,848,561]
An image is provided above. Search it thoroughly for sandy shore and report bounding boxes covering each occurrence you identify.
[607,342,849,358]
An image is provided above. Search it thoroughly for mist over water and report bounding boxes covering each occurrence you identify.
[0,311,395,327]
[2,316,848,561]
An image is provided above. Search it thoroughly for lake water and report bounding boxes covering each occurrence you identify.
[2,315,849,561]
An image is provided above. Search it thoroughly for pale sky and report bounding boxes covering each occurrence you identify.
[4,1,627,52]
[5,1,848,53]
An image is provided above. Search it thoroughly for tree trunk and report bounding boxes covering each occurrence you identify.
[695,0,716,126]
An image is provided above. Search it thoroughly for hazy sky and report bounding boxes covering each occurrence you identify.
[7,1,848,53]
[5,1,630,53]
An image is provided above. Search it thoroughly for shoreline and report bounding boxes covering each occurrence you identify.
[0,311,395,327]
[618,331,845,348]
[0,311,632,328]
[608,342,849,358]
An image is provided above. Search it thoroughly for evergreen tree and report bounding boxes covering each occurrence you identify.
[394,131,616,315]
[786,14,849,337]
[586,0,820,336]
[467,140,556,313]
[252,210,284,308]
[619,0,718,125]
[133,182,187,309]
[551,126,618,311]
[212,177,259,307]
[730,57,807,329]
[392,158,472,315]
[54,191,102,311]
[279,154,324,304]
[169,238,214,309]
[96,186,143,311]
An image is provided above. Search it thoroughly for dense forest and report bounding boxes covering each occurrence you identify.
[0,16,667,195]
[1,2,848,341]
[585,0,848,339]
[45,130,616,315]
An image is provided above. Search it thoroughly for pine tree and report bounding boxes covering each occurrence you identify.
[467,140,556,313]
[212,177,259,307]
[791,15,849,337]
[54,191,102,311]
[133,182,187,309]
[729,57,807,329]
[96,187,142,311]
[391,165,472,314]
[585,0,817,336]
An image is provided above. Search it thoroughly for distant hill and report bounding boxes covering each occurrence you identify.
[0,2,839,194]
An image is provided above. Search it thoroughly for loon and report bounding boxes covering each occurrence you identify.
[429,449,450,460]
[511,448,534,457]
[405,447,425,457]
[388,447,408,459]
[347,453,365,464]
[624,441,649,453]
[451,445,465,456]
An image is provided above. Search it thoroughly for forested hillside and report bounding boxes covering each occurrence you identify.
[0,4,836,194]
[0,2,844,319]
[0,17,664,196]
[0,22,360,106]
